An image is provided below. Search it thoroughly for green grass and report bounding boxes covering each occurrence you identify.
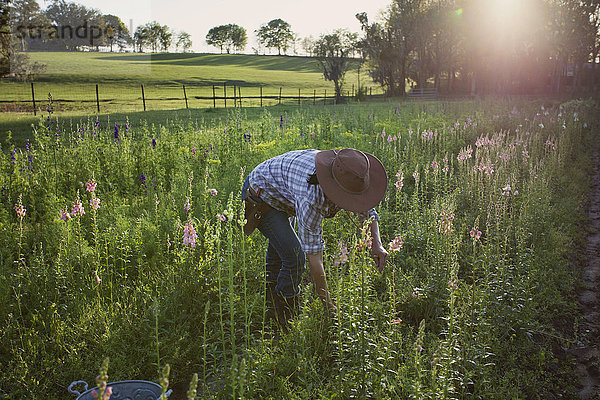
[0,52,380,111]
[1,52,383,145]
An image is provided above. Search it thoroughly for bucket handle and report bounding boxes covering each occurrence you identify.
[68,380,88,396]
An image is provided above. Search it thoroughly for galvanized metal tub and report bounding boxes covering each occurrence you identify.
[68,379,172,400]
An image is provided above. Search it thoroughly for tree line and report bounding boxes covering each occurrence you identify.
[4,0,192,52]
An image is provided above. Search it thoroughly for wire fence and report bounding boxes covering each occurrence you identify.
[0,80,386,115]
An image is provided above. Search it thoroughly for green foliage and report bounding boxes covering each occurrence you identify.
[0,98,596,399]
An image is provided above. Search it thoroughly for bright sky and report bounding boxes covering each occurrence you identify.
[38,0,391,53]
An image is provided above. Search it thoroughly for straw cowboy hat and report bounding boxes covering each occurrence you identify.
[315,148,387,212]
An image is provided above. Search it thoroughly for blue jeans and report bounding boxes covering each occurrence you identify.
[242,177,305,298]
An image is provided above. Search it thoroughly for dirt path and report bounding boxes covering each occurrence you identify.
[574,147,600,399]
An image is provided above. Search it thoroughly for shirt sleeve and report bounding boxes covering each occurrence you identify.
[296,200,324,254]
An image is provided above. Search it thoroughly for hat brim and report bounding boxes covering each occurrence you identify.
[315,150,387,212]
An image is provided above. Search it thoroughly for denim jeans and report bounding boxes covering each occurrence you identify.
[242,177,305,298]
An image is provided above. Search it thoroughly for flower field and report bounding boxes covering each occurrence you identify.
[0,98,598,399]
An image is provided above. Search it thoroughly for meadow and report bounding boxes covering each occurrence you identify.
[0,52,382,146]
[0,96,598,399]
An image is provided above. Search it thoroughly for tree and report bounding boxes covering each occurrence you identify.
[133,25,149,52]
[256,18,294,55]
[313,29,358,103]
[206,24,246,54]
[357,1,424,96]
[176,31,192,52]
[301,36,315,57]
[102,14,130,52]
[45,0,105,51]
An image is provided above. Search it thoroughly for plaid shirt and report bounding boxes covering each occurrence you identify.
[249,149,378,254]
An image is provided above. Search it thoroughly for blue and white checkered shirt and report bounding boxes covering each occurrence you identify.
[249,149,378,254]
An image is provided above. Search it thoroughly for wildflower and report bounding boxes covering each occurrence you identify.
[438,210,455,234]
[413,168,420,184]
[191,146,197,155]
[94,271,102,284]
[183,220,197,248]
[14,195,26,218]
[431,160,439,174]
[90,196,101,211]
[86,178,97,193]
[61,207,71,221]
[208,188,218,196]
[216,213,226,222]
[72,192,85,217]
[387,135,393,143]
[114,124,119,141]
[140,174,146,187]
[381,130,386,138]
[393,135,398,141]
[334,241,349,266]
[414,341,423,352]
[545,139,557,151]
[243,133,251,142]
[388,236,404,252]
[311,131,315,139]
[457,146,473,161]
[152,138,156,149]
[448,280,458,290]
[470,226,482,241]
[502,184,512,196]
[394,169,404,191]
[391,318,402,325]
[358,236,372,251]
[184,199,191,212]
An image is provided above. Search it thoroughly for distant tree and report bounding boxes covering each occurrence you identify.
[301,36,315,57]
[255,18,294,55]
[133,25,149,52]
[206,24,246,53]
[8,0,51,51]
[102,14,130,52]
[313,29,358,102]
[1,0,10,77]
[45,0,105,50]
[176,31,192,52]
[157,25,172,51]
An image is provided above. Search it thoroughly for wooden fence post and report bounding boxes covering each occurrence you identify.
[96,84,100,113]
[279,87,282,105]
[141,84,146,111]
[370,87,372,98]
[183,85,188,109]
[224,84,227,108]
[238,86,242,108]
[212,85,216,108]
[260,86,263,107]
[298,88,300,106]
[313,89,316,105]
[30,82,36,116]
[324,89,326,105]
[233,84,237,107]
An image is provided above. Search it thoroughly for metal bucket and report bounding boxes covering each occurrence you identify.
[68,379,172,400]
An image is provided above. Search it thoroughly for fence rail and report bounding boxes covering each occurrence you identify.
[0,81,385,115]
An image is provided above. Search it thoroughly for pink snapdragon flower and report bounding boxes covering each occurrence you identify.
[60,207,71,221]
[14,196,26,218]
[470,226,482,241]
[388,236,404,252]
[86,178,97,193]
[72,191,85,217]
[90,196,100,211]
[208,188,218,196]
[183,220,197,248]
[334,241,349,266]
